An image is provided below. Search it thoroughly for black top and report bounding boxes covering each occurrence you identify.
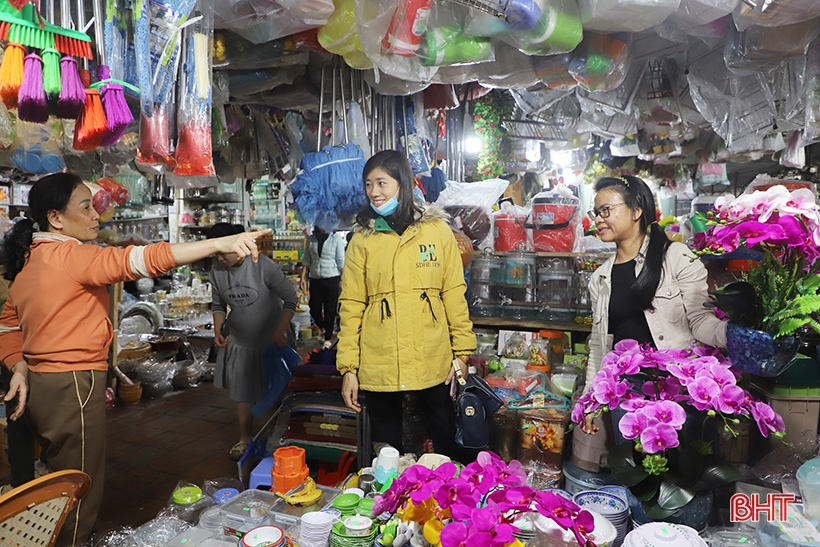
[609,259,654,345]
[385,213,411,236]
[316,230,329,255]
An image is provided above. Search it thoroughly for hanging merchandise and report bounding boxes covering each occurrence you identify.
[0,101,14,148]
[724,18,819,75]
[17,53,47,123]
[54,0,86,119]
[395,95,430,175]
[73,0,108,151]
[104,0,127,81]
[86,181,116,221]
[136,103,169,166]
[0,42,24,109]
[577,0,681,33]
[568,32,632,92]
[92,0,134,146]
[669,0,739,27]
[9,120,64,174]
[212,0,334,44]
[291,63,368,233]
[317,0,373,69]
[173,1,215,178]
[132,0,153,114]
[40,0,60,98]
[417,26,493,67]
[532,53,576,89]
[804,44,820,144]
[779,130,806,169]
[501,0,583,57]
[381,0,435,56]
[96,177,129,205]
[732,0,820,31]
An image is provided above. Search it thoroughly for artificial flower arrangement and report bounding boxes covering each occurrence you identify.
[692,185,820,372]
[571,340,785,520]
[372,451,597,547]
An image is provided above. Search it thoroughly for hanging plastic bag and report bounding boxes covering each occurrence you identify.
[502,0,583,56]
[724,18,818,75]
[136,104,170,169]
[347,101,372,158]
[669,0,739,27]
[733,0,820,31]
[779,130,806,168]
[568,32,632,92]
[85,182,116,221]
[213,0,333,44]
[418,26,493,67]
[577,0,681,32]
[0,101,15,148]
[10,120,64,175]
[317,0,373,69]
[173,1,215,178]
[96,177,130,205]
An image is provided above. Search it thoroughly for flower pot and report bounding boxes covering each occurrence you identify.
[118,381,143,405]
[726,323,800,377]
[625,488,713,532]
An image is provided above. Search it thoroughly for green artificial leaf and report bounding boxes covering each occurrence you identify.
[691,440,713,456]
[607,442,650,487]
[777,317,807,338]
[677,445,703,483]
[692,460,743,491]
[642,501,678,520]
[800,275,820,293]
[631,476,660,501]
[658,478,697,511]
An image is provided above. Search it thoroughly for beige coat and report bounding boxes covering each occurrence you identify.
[585,236,727,391]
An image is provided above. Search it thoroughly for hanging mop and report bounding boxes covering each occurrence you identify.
[290,59,368,233]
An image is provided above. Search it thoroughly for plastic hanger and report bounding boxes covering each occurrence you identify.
[506,372,570,411]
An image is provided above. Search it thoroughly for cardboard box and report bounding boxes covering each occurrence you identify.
[0,185,10,204]
[12,183,31,206]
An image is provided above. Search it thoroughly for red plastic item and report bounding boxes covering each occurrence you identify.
[92,188,113,215]
[273,446,306,475]
[382,0,434,56]
[96,177,129,206]
[137,108,169,166]
[290,29,325,53]
[271,466,309,494]
[528,196,581,252]
[494,211,529,252]
[174,119,215,176]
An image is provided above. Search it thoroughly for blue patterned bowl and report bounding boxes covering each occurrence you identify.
[726,323,800,377]
[573,490,629,517]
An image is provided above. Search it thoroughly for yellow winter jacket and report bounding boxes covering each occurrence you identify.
[336,207,476,392]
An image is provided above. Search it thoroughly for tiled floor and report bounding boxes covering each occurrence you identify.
[0,337,329,537]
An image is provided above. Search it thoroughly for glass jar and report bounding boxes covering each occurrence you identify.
[503,332,528,359]
[539,330,566,366]
[528,339,550,367]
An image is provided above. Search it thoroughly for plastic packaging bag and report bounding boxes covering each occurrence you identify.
[96,177,129,206]
[568,32,632,92]
[163,482,214,524]
[317,0,373,70]
[669,0,738,26]
[214,0,333,44]
[0,101,14,149]
[501,0,583,56]
[437,178,509,250]
[724,17,819,74]
[173,1,215,178]
[418,26,493,67]
[213,31,309,70]
[779,130,806,168]
[804,44,820,144]
[136,104,170,168]
[85,182,116,221]
[732,0,820,31]
[131,517,190,547]
[577,0,681,32]
[10,120,65,175]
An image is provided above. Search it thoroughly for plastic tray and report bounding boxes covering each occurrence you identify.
[268,484,341,526]
[219,488,279,537]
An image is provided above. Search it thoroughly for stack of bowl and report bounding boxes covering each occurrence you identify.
[574,490,629,547]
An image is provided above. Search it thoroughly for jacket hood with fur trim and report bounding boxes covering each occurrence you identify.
[353,206,450,235]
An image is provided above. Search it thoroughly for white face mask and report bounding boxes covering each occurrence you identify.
[370,196,399,216]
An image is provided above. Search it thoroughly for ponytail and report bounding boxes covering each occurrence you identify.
[1,172,84,281]
[594,175,671,310]
[3,218,35,280]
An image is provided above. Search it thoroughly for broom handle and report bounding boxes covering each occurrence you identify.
[60,0,68,29]
[339,61,348,145]
[45,0,54,25]
[92,0,105,66]
[317,63,324,153]
[331,56,337,147]
[75,0,87,68]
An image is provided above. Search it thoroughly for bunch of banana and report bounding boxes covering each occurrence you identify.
[276,477,323,506]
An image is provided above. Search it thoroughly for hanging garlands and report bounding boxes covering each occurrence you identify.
[473,92,511,180]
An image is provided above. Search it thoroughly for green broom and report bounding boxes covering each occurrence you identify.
[42,0,59,96]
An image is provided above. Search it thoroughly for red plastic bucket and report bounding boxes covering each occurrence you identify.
[527,197,580,252]
[494,212,528,252]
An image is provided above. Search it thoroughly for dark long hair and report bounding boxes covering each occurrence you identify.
[355,150,422,228]
[3,172,84,281]
[594,175,671,311]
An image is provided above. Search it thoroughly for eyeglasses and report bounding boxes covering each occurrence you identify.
[588,203,626,221]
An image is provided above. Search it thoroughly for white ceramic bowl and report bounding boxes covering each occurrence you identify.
[241,525,285,547]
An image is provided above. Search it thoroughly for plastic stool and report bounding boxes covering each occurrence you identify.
[249,457,273,490]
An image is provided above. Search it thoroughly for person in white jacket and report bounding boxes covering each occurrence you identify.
[580,175,727,435]
[300,226,345,349]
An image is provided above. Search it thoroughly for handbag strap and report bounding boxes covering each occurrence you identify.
[452,359,467,386]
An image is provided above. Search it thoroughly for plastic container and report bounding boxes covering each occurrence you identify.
[494,209,529,252]
[268,484,340,526]
[798,458,820,522]
[622,523,708,547]
[519,407,568,472]
[529,195,581,252]
[199,506,224,535]
[503,250,537,303]
[272,466,309,494]
[273,446,306,475]
[550,365,581,397]
[219,489,279,537]
[540,330,567,367]
[344,516,373,536]
[166,527,217,547]
[240,525,285,547]
[537,267,575,309]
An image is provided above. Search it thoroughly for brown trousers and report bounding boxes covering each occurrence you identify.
[26,369,107,547]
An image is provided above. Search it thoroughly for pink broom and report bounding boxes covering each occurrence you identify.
[18,53,48,123]
[56,56,84,119]
[97,65,132,146]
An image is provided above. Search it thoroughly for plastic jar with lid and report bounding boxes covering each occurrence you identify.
[539,330,566,366]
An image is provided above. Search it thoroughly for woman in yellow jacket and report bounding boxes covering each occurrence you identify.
[337,150,476,461]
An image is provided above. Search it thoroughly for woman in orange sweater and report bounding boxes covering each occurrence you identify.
[0,172,268,547]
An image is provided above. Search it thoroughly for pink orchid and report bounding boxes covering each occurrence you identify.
[536,491,582,530]
[618,411,648,440]
[751,401,786,437]
[644,400,686,428]
[640,423,680,453]
[716,384,746,415]
[571,510,597,547]
[434,478,479,516]
[687,376,720,411]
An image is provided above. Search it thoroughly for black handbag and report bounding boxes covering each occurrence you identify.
[452,360,504,449]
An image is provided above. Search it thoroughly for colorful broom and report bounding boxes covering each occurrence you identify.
[56,55,83,118]
[41,0,60,97]
[94,0,131,146]
[17,52,47,123]
[0,42,25,108]
[73,88,107,150]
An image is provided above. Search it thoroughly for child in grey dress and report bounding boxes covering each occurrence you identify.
[207,224,298,460]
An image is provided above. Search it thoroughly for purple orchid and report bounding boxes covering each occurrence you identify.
[434,477,479,517]
[751,401,786,437]
[644,400,686,428]
[536,490,582,530]
[571,510,596,547]
[640,423,680,453]
[687,376,720,411]
[667,361,700,386]
[592,375,628,409]
[618,411,648,440]
[373,475,407,515]
[716,384,746,415]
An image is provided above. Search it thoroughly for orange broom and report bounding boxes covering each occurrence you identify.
[0,42,25,108]
[72,88,107,150]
